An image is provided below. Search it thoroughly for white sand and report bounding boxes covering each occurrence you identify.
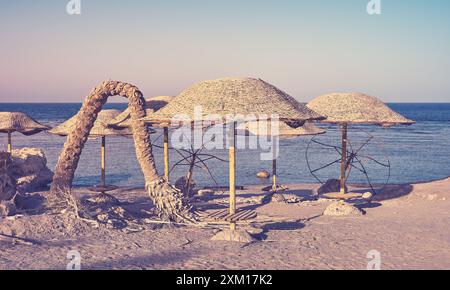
[0,178,449,270]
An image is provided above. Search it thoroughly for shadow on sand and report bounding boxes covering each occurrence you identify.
[84,250,192,270]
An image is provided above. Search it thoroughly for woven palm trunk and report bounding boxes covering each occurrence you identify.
[50,81,195,223]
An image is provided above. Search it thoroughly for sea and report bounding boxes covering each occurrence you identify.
[1,103,449,189]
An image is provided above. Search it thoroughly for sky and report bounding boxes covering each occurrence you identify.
[0,0,449,103]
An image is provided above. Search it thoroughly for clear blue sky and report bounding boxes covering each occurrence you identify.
[0,0,449,102]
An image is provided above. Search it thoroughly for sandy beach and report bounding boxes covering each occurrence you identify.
[1,178,448,270]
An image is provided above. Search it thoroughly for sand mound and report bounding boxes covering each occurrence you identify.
[211,229,256,243]
[323,201,364,216]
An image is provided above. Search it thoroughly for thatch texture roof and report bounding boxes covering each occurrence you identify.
[0,112,50,135]
[142,78,325,124]
[237,121,325,139]
[307,93,415,126]
[109,96,175,128]
[49,109,135,138]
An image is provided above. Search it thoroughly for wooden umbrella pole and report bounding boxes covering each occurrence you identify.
[7,131,12,153]
[101,136,106,187]
[340,123,348,195]
[229,121,237,231]
[272,158,277,192]
[185,122,196,195]
[163,126,170,181]
[272,134,279,192]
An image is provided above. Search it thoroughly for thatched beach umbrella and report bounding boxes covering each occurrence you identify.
[143,77,325,236]
[0,112,50,153]
[109,96,175,181]
[238,121,325,192]
[307,92,415,198]
[50,109,147,192]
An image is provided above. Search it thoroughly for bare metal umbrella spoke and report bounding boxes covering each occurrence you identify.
[237,121,326,192]
[142,77,325,239]
[0,112,50,153]
[307,92,415,199]
[49,109,148,194]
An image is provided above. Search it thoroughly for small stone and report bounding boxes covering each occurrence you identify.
[197,189,215,197]
[362,192,374,199]
[285,197,301,204]
[427,194,438,201]
[256,170,270,179]
[96,213,109,222]
[323,201,363,217]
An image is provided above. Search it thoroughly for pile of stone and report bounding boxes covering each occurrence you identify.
[9,148,53,194]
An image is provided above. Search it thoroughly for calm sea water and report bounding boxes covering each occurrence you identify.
[1,103,449,188]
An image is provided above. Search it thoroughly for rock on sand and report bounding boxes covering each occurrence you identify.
[256,170,270,179]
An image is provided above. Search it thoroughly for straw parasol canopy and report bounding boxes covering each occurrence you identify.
[141,77,325,240]
[109,96,175,129]
[0,112,50,153]
[307,93,415,127]
[237,121,325,139]
[143,77,325,124]
[50,109,135,138]
[0,112,49,136]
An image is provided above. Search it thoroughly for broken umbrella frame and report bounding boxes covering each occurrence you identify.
[151,127,228,194]
[305,124,391,196]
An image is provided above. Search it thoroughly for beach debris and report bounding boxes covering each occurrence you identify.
[256,170,270,179]
[318,179,348,195]
[323,201,364,217]
[285,197,301,204]
[0,152,16,202]
[0,233,36,246]
[211,228,256,243]
[85,193,120,206]
[10,148,53,193]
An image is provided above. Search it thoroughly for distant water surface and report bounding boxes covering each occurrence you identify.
[0,103,449,188]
